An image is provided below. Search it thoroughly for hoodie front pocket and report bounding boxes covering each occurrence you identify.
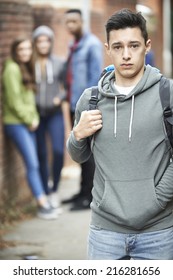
[98,178,164,230]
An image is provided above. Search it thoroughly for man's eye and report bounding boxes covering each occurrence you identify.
[113,46,121,50]
[131,44,139,48]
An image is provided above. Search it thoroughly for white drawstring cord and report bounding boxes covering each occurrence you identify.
[129,95,135,142]
[35,62,41,84]
[35,60,54,84]
[114,96,117,137]
[46,60,54,84]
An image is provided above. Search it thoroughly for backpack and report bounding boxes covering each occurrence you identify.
[89,70,173,148]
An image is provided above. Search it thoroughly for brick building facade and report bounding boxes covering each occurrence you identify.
[0,0,34,216]
[0,0,165,214]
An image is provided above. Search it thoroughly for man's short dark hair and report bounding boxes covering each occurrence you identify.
[105,8,148,43]
[65,9,82,17]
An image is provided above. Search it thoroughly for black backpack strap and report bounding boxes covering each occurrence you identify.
[159,76,171,116]
[88,65,114,110]
[88,86,99,148]
[159,76,173,148]
[88,86,99,110]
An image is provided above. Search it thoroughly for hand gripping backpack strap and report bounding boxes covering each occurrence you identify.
[88,86,99,149]
[159,76,173,148]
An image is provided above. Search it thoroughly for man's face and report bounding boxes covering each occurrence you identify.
[105,27,151,84]
[65,12,83,36]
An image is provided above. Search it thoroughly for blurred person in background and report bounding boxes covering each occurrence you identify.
[2,37,58,220]
[145,49,155,66]
[32,26,70,213]
[62,9,103,211]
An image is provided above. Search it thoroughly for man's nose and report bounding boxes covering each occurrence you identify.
[122,47,131,59]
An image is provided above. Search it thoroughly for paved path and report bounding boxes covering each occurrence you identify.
[0,166,91,260]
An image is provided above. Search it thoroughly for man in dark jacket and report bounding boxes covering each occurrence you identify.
[63,9,103,211]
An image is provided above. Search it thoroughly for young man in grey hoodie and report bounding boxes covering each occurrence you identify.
[67,9,173,260]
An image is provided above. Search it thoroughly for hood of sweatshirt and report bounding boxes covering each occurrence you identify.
[97,65,162,141]
[33,26,55,85]
[32,25,54,41]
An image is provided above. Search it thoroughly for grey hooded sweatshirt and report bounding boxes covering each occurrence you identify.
[33,25,66,117]
[67,65,173,233]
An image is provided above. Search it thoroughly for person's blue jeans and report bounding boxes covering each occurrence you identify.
[36,111,64,195]
[4,124,45,199]
[88,225,173,260]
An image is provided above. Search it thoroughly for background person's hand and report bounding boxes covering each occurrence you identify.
[29,119,39,131]
[53,96,61,106]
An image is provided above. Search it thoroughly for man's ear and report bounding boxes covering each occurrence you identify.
[145,39,151,54]
[105,42,110,56]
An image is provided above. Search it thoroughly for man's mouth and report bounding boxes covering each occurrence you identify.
[121,64,133,69]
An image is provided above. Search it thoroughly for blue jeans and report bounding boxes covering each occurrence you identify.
[36,111,64,194]
[4,124,45,199]
[88,225,173,260]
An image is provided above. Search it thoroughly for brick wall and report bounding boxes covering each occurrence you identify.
[31,0,137,65]
[30,0,164,73]
[0,0,34,209]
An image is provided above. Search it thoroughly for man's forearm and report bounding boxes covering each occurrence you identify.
[66,131,92,163]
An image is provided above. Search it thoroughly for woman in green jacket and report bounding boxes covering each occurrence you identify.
[2,37,58,219]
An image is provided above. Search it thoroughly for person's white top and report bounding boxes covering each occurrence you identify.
[114,83,135,95]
